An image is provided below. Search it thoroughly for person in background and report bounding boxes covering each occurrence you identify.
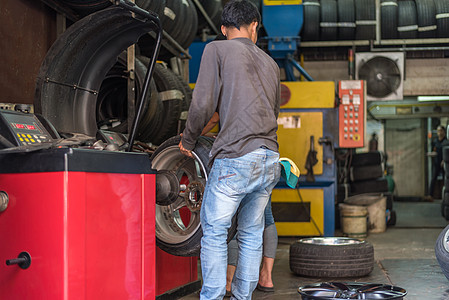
[226,200,278,296]
[426,125,448,201]
[178,0,281,299]
[369,132,378,152]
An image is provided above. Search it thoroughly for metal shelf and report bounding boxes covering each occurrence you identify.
[301,38,449,48]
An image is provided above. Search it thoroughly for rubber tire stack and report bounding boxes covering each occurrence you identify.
[56,0,199,61]
[302,0,321,41]
[441,146,449,220]
[348,151,396,225]
[349,151,387,194]
[381,0,398,39]
[397,0,418,39]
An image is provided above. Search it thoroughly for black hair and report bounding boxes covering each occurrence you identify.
[221,0,261,31]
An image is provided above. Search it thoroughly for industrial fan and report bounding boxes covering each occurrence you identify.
[355,52,404,101]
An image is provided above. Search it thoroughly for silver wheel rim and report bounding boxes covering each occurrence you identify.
[299,237,364,246]
[444,228,449,253]
[298,282,406,299]
[152,145,207,244]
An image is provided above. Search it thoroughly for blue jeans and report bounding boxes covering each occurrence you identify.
[199,147,281,300]
[264,197,275,227]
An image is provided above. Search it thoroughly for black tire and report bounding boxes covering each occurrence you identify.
[34,7,156,136]
[355,0,376,40]
[151,135,237,256]
[381,0,398,39]
[142,0,165,17]
[134,58,163,143]
[96,54,160,142]
[338,0,356,40]
[151,64,184,145]
[173,72,193,133]
[350,178,389,194]
[435,0,449,38]
[416,0,437,38]
[350,165,384,182]
[320,0,338,41]
[59,0,111,16]
[196,0,222,34]
[290,237,374,277]
[435,225,449,281]
[397,0,418,39]
[171,0,190,46]
[161,0,180,36]
[302,0,321,41]
[178,0,198,49]
[351,151,383,166]
[136,0,166,59]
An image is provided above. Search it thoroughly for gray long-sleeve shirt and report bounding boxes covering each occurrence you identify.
[181,37,281,164]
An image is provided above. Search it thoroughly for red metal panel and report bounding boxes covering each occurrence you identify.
[0,171,156,299]
[156,248,198,295]
[0,172,65,299]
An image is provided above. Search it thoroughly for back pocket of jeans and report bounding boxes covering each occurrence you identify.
[217,160,255,194]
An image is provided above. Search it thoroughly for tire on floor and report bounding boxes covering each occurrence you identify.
[435,224,449,281]
[290,237,374,277]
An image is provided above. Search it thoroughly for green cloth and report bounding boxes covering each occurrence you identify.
[280,158,300,188]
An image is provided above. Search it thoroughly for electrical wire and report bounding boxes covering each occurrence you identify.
[296,188,323,236]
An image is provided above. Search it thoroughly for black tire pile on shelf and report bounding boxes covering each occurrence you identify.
[98,57,191,146]
[348,151,396,226]
[441,146,449,220]
[302,0,449,41]
[34,6,192,146]
[57,0,226,58]
[197,0,223,35]
[138,0,198,59]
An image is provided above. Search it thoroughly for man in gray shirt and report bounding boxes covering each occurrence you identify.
[179,1,281,299]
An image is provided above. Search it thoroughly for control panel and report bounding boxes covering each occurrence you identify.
[338,80,366,148]
[0,109,59,149]
[96,130,127,147]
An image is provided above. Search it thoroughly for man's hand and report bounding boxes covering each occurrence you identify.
[179,134,194,158]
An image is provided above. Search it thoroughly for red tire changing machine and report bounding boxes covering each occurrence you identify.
[0,3,199,298]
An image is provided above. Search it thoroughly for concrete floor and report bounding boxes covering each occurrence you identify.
[180,200,449,300]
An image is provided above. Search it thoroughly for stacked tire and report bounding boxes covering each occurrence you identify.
[441,146,449,220]
[88,59,192,146]
[348,151,396,226]
[350,151,387,193]
[56,0,199,61]
[302,0,449,41]
[34,7,193,146]
[196,0,223,35]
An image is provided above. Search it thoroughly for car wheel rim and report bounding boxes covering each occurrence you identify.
[299,237,365,246]
[298,282,407,299]
[444,227,449,253]
[151,145,207,244]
